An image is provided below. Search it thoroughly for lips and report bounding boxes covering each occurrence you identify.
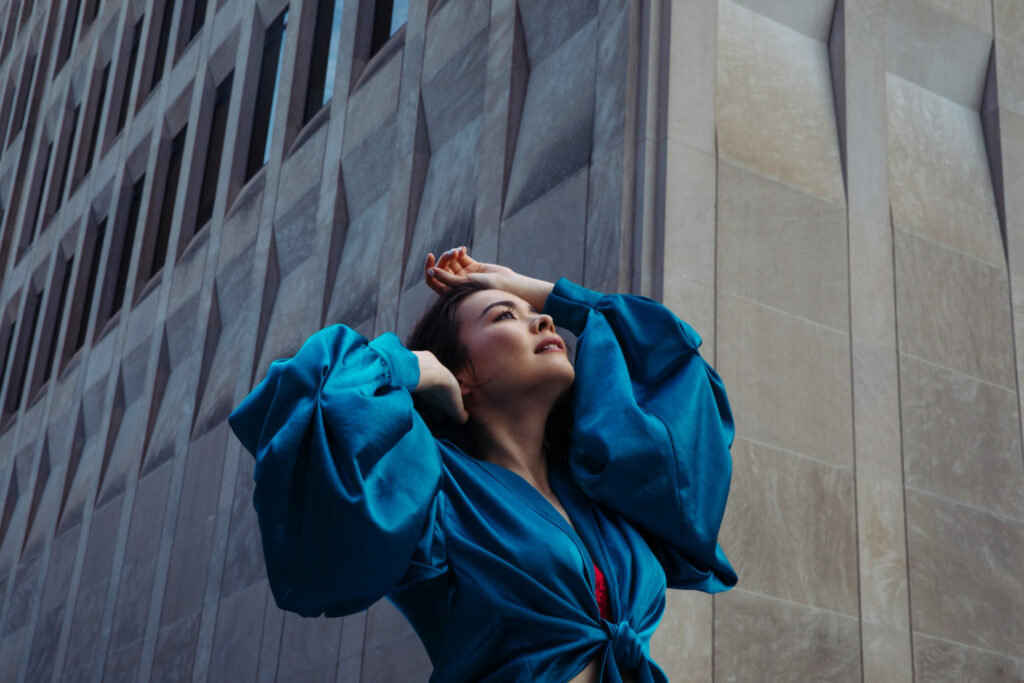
[534,336,564,353]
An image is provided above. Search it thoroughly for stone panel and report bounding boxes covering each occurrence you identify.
[720,437,858,615]
[360,632,432,683]
[503,19,596,218]
[219,456,266,599]
[423,0,491,80]
[717,161,849,331]
[899,352,1024,519]
[717,0,845,206]
[324,193,389,329]
[714,589,861,683]
[517,0,598,66]
[906,489,1024,657]
[421,29,487,150]
[276,611,343,681]
[716,291,853,467]
[207,581,268,682]
[893,227,1015,389]
[887,74,1003,266]
[914,632,1024,682]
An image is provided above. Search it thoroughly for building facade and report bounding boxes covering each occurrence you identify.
[0,0,1021,681]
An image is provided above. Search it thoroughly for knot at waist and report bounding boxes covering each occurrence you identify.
[606,620,645,670]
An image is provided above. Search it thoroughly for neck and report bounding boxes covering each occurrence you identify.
[469,398,554,492]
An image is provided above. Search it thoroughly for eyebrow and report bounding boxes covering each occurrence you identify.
[479,300,538,319]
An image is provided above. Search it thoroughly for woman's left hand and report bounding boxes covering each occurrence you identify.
[424,246,515,294]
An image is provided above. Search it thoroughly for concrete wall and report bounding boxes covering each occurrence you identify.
[0,0,1020,681]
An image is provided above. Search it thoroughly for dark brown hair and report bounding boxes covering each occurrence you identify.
[405,281,573,463]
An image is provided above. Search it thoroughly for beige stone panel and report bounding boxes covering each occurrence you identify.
[995,0,1024,44]
[887,74,1004,266]
[914,633,1024,682]
[717,161,849,332]
[649,591,711,681]
[893,227,1016,389]
[342,50,404,156]
[726,0,836,41]
[667,0,717,154]
[861,622,913,683]
[714,589,861,683]
[849,213,896,349]
[664,141,716,287]
[716,291,854,467]
[899,352,1024,519]
[851,339,902,481]
[720,438,859,615]
[1004,110,1024,271]
[920,0,993,34]
[716,0,846,206]
[661,271,716,365]
[856,476,911,628]
[906,489,1024,657]
[998,38,1024,117]
[845,0,886,49]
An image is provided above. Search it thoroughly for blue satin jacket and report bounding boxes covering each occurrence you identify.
[227,277,737,682]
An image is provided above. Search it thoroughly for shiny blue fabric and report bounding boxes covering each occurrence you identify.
[227,277,737,682]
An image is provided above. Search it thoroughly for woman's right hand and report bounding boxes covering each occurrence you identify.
[412,350,469,424]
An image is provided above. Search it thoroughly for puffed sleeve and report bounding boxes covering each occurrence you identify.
[542,278,737,593]
[227,324,447,618]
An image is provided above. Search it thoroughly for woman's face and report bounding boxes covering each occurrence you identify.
[454,289,574,403]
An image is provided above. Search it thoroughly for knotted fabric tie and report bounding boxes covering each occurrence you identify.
[607,620,645,670]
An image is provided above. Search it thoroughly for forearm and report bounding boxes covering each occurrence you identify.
[503,273,555,313]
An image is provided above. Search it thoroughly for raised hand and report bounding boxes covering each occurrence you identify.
[424,246,515,294]
[412,350,470,424]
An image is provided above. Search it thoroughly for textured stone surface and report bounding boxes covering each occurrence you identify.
[716,291,854,467]
[714,589,861,682]
[893,227,1015,389]
[717,0,845,206]
[721,437,859,615]
[717,161,849,331]
[906,489,1024,657]
[914,632,1024,682]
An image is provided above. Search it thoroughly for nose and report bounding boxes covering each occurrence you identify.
[532,312,554,333]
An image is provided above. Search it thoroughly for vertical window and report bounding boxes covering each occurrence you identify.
[304,0,344,123]
[3,287,42,417]
[83,63,110,175]
[245,8,288,181]
[194,71,231,232]
[188,0,208,42]
[109,175,145,318]
[71,218,105,354]
[148,126,186,279]
[150,0,176,91]
[7,51,37,147]
[29,141,54,240]
[370,0,408,57]
[53,105,80,210]
[56,0,83,71]
[116,17,144,134]
[41,254,74,385]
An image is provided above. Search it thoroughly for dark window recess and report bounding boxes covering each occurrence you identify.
[304,0,344,123]
[245,8,288,181]
[0,321,15,396]
[110,175,145,318]
[369,0,408,57]
[42,255,74,384]
[83,63,110,174]
[116,17,144,133]
[56,0,83,70]
[8,52,37,147]
[73,218,105,352]
[189,0,207,42]
[149,126,186,278]
[150,0,175,90]
[54,105,80,211]
[4,289,42,416]
[29,142,53,240]
[195,71,231,231]
[84,0,102,27]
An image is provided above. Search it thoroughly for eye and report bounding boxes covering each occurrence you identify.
[495,307,516,321]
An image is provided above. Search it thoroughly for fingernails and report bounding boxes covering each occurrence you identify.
[427,268,435,276]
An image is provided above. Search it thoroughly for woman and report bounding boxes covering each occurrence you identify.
[227,246,737,682]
